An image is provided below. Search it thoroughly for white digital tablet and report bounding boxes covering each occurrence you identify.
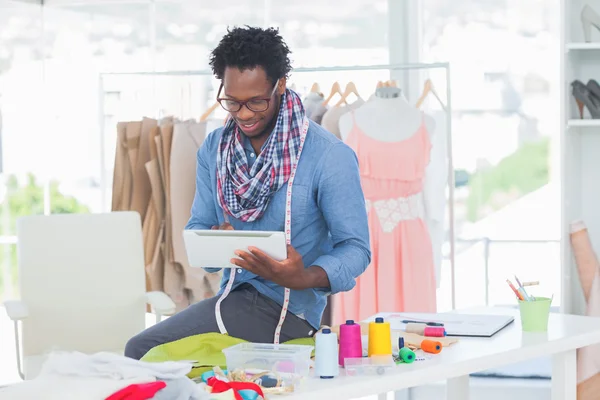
[183,229,287,269]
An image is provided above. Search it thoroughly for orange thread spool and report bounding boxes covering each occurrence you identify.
[421,339,442,354]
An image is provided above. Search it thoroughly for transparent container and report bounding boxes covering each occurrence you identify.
[344,355,395,376]
[222,343,314,388]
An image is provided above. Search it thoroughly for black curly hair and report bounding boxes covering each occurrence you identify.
[209,26,293,85]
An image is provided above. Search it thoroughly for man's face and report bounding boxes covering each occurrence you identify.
[221,66,285,139]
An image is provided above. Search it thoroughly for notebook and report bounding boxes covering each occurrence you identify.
[365,312,515,337]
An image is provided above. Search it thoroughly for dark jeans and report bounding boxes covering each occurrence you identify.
[125,283,316,360]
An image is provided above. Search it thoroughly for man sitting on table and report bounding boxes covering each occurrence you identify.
[125,26,370,359]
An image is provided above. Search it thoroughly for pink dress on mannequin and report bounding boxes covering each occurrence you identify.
[332,113,437,326]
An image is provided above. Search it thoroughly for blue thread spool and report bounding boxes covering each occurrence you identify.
[398,337,405,349]
[238,389,259,400]
[315,328,339,379]
[201,370,215,383]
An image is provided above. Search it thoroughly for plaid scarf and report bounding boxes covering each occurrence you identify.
[216,89,306,222]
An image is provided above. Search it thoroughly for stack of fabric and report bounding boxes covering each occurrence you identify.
[0,352,209,400]
[111,117,221,311]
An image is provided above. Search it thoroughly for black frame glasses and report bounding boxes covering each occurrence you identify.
[216,79,279,113]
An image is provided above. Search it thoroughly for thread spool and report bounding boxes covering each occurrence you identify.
[368,317,392,356]
[315,328,339,379]
[339,319,362,366]
[398,337,405,349]
[398,347,415,364]
[423,326,446,337]
[405,322,427,335]
[421,339,442,354]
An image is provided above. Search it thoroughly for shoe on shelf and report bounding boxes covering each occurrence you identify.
[572,80,600,119]
[582,4,600,42]
[587,79,600,101]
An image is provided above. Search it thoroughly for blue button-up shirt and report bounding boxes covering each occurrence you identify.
[185,121,371,329]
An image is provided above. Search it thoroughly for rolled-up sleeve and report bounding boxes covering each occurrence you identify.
[311,142,371,295]
[185,135,221,273]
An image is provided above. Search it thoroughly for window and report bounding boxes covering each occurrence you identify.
[420,0,560,309]
[0,0,44,300]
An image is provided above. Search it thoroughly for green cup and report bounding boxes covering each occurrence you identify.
[518,296,552,332]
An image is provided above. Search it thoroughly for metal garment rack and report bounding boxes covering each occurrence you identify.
[98,61,457,309]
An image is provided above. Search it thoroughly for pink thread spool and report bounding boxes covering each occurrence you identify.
[339,320,362,366]
[423,326,446,337]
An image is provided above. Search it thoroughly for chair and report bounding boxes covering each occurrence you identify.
[2,211,176,380]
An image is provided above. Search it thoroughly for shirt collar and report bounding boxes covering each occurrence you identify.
[241,130,274,154]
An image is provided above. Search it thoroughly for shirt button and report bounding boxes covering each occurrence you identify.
[250,153,255,158]
[237,268,242,274]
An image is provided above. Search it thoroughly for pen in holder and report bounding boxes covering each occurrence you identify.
[518,296,552,332]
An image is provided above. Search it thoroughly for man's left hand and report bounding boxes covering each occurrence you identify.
[231,244,307,290]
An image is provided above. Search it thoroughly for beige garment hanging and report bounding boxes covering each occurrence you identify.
[131,118,156,222]
[158,121,189,311]
[142,124,166,292]
[112,122,133,211]
[170,120,219,303]
[134,118,157,294]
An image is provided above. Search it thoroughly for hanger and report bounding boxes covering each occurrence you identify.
[415,79,446,110]
[310,82,321,93]
[334,82,361,107]
[200,101,220,122]
[322,82,344,106]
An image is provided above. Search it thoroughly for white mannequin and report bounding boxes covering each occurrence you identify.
[338,93,447,288]
[338,94,435,142]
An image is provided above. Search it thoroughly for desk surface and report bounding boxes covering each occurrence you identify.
[285,307,600,400]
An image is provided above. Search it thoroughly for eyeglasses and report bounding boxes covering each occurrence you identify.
[216,80,279,113]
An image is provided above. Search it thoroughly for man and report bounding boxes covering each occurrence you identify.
[125,26,370,360]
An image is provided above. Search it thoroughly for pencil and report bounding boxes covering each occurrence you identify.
[506,279,524,301]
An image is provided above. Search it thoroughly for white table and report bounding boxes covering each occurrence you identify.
[285,307,600,400]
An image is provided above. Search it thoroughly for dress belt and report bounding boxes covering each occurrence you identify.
[366,192,426,233]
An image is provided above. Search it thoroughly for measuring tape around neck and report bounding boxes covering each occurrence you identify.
[215,117,310,344]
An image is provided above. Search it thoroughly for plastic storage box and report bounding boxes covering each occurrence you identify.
[222,343,314,387]
[344,355,396,376]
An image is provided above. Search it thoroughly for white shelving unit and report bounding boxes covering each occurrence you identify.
[561,0,600,315]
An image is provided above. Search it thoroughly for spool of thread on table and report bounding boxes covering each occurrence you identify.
[421,339,442,354]
[315,328,339,379]
[339,319,362,366]
[405,322,427,335]
[398,337,405,349]
[398,347,415,364]
[368,317,392,356]
[423,326,446,337]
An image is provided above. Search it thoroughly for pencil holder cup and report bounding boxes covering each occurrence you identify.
[518,297,552,332]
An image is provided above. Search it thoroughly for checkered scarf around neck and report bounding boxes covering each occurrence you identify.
[216,88,306,222]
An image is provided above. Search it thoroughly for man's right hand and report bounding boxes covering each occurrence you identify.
[211,222,234,230]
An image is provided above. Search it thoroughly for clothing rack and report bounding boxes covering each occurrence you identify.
[98,62,457,309]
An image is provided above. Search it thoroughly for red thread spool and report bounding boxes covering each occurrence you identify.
[421,339,442,354]
[423,326,446,337]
